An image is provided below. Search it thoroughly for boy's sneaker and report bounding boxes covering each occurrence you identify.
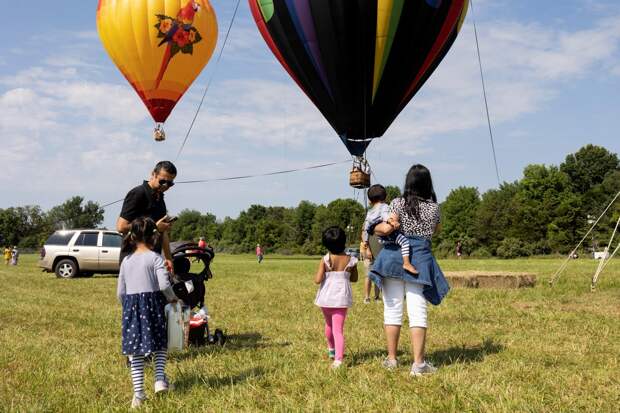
[131,393,146,409]
[154,379,171,394]
[331,360,343,369]
[363,297,371,304]
[410,361,437,377]
[382,358,398,370]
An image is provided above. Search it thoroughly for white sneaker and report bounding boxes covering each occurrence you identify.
[131,394,146,409]
[331,360,343,369]
[154,379,171,393]
[410,361,437,377]
[382,358,398,370]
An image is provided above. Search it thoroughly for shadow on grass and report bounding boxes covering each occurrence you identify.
[429,339,504,366]
[174,367,268,393]
[349,349,406,366]
[169,332,291,362]
[348,339,503,367]
[225,332,291,350]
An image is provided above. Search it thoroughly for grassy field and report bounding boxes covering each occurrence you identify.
[1,255,619,412]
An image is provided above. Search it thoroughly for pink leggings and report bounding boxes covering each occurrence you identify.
[321,307,348,361]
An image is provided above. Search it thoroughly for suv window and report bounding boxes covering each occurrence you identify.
[46,232,75,246]
[74,232,99,247]
[102,233,122,248]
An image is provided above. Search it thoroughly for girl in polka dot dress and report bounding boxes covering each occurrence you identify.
[117,217,178,408]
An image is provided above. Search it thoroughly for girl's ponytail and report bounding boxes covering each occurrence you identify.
[121,217,159,254]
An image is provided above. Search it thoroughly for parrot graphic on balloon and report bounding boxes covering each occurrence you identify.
[155,0,204,89]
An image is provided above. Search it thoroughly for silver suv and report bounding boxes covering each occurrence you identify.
[39,229,123,278]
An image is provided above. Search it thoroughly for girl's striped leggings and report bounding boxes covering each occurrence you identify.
[129,350,167,396]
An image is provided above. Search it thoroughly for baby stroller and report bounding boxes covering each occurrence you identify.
[170,241,226,346]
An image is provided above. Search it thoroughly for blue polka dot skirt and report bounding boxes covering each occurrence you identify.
[121,291,167,355]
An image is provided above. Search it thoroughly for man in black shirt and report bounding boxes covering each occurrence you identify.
[116,161,177,269]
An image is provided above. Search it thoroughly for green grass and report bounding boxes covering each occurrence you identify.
[1,255,619,412]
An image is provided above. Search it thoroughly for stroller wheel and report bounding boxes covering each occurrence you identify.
[214,329,226,346]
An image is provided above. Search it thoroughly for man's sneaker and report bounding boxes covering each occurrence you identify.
[410,361,437,377]
[331,360,343,369]
[131,394,146,409]
[363,297,371,304]
[382,358,398,370]
[154,379,171,394]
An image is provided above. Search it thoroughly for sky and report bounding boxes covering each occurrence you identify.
[1,0,619,229]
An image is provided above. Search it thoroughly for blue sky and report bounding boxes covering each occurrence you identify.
[1,0,620,229]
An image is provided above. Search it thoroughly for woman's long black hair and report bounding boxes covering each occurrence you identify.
[403,164,437,219]
[121,217,159,255]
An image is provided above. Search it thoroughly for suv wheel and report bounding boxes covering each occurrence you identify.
[55,259,78,279]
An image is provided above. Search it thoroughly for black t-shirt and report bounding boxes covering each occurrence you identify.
[119,181,167,258]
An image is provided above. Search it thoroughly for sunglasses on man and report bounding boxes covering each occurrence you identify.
[159,179,175,187]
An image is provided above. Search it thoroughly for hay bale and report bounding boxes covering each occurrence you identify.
[445,271,536,289]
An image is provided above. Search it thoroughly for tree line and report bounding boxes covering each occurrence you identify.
[2,145,618,258]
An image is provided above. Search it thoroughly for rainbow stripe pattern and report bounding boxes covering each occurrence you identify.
[250,0,469,156]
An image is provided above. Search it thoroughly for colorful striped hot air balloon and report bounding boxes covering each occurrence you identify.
[97,0,218,141]
[249,0,469,156]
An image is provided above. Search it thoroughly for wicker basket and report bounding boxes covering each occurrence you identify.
[350,167,371,189]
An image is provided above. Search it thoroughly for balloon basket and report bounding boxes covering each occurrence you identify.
[349,157,371,189]
[154,124,166,142]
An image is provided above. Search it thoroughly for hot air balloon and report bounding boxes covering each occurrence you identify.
[249,0,468,187]
[97,0,218,141]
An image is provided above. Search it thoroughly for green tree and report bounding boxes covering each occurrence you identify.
[560,144,619,194]
[169,209,218,243]
[311,199,365,250]
[513,165,579,248]
[440,187,481,246]
[294,201,317,246]
[0,206,48,248]
[474,182,520,253]
[385,185,402,203]
[46,197,104,230]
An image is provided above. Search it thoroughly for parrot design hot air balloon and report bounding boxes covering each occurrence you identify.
[249,0,469,185]
[97,0,218,141]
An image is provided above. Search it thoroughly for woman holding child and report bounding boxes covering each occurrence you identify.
[369,164,449,377]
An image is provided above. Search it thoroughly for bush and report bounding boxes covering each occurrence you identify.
[433,240,455,259]
[470,247,492,258]
[496,238,533,259]
[532,239,552,255]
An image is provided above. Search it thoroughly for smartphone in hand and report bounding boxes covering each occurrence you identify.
[164,215,178,223]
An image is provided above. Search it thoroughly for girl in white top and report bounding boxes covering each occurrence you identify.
[314,226,358,369]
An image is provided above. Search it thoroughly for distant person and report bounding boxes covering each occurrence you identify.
[256,244,264,263]
[10,246,19,266]
[370,164,448,377]
[456,241,463,259]
[4,246,11,265]
[194,236,208,262]
[117,161,177,270]
[198,237,207,249]
[314,227,358,369]
[362,184,418,278]
[360,239,381,303]
[116,217,177,408]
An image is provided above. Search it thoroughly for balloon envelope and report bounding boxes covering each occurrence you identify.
[97,0,218,124]
[249,0,468,156]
